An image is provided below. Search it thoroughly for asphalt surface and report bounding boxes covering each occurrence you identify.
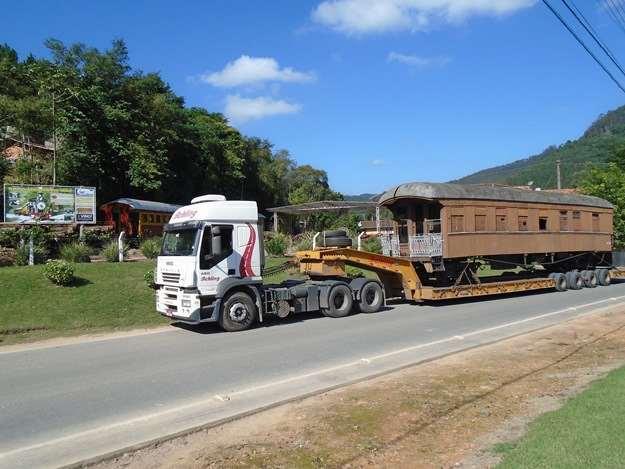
[3,282,625,468]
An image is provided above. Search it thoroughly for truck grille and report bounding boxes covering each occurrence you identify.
[161,272,181,285]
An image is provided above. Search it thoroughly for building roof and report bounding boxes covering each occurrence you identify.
[267,200,378,215]
[100,198,182,213]
[378,182,613,209]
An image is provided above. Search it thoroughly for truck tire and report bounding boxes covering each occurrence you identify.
[358,281,384,313]
[322,284,353,318]
[219,291,257,332]
[581,270,597,288]
[324,230,347,238]
[549,272,568,292]
[322,237,352,248]
[565,270,583,290]
[597,268,611,286]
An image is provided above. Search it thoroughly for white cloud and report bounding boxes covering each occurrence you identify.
[225,95,302,123]
[312,0,536,35]
[201,55,315,87]
[370,159,385,166]
[388,51,451,67]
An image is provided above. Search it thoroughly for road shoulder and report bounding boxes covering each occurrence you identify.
[94,308,625,468]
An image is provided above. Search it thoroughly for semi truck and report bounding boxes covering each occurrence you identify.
[155,190,624,332]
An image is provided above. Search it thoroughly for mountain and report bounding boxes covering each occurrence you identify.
[344,193,380,202]
[454,105,625,188]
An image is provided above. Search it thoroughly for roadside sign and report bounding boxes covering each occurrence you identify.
[3,184,96,224]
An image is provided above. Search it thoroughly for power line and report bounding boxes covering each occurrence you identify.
[542,0,625,93]
[603,0,625,34]
[561,0,625,78]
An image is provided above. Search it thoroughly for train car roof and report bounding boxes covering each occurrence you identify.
[378,182,613,209]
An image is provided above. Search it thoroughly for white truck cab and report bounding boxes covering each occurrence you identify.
[156,195,265,328]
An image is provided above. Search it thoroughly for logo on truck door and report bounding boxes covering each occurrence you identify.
[239,223,256,277]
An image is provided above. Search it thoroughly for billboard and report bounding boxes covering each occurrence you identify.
[3,185,96,224]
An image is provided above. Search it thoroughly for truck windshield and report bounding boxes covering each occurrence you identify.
[161,229,198,256]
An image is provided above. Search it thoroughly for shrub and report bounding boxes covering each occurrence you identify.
[292,232,315,251]
[14,244,48,266]
[140,237,162,259]
[361,236,382,254]
[43,259,75,286]
[0,247,16,267]
[0,228,20,248]
[101,240,129,262]
[83,229,112,249]
[144,269,155,289]
[265,233,289,256]
[60,242,92,263]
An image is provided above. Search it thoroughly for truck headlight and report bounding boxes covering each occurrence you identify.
[181,299,192,308]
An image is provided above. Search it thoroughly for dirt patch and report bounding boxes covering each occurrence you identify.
[94,309,625,469]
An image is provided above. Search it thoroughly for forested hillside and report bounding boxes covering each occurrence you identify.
[0,40,340,211]
[455,106,625,188]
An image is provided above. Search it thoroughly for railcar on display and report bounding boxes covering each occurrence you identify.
[376,182,614,288]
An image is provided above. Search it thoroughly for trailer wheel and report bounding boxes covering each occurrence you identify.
[597,268,611,286]
[581,270,597,288]
[358,282,384,313]
[219,291,257,332]
[565,270,583,290]
[549,272,568,292]
[322,284,353,318]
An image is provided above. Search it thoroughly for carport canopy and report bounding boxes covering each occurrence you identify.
[266,200,379,232]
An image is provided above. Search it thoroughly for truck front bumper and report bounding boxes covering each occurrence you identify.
[156,286,220,324]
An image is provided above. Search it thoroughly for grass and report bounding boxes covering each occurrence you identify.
[497,365,625,468]
[0,260,165,345]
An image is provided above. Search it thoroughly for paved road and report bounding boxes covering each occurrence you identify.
[3,283,625,468]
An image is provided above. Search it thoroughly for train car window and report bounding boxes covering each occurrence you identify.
[475,214,486,232]
[539,217,548,231]
[451,215,464,233]
[559,211,569,231]
[572,211,581,231]
[518,216,528,231]
[496,215,507,231]
[592,213,600,232]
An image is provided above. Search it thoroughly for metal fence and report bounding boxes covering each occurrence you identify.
[380,233,400,257]
[408,233,443,257]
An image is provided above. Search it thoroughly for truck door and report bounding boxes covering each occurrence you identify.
[196,225,234,296]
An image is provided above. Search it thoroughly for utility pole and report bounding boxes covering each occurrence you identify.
[556,159,562,190]
[52,91,56,186]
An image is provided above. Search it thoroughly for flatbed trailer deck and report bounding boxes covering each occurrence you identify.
[296,248,622,302]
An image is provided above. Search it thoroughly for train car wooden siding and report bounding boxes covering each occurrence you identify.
[377,183,613,283]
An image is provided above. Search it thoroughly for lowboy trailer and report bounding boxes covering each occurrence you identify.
[155,189,623,332]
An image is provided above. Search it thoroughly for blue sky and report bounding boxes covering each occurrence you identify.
[3,0,625,194]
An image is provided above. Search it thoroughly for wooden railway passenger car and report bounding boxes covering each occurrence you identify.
[100,198,182,238]
[377,182,614,286]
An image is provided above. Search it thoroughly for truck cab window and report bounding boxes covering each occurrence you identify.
[200,225,233,270]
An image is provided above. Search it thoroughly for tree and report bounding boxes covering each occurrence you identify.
[581,146,625,248]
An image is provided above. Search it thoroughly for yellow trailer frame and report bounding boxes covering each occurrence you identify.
[295,248,601,302]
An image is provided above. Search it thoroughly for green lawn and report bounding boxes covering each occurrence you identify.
[497,365,625,468]
[0,260,165,345]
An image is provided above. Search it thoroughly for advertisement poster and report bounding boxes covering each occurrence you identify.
[3,185,96,224]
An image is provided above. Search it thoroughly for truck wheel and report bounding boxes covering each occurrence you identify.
[565,270,583,290]
[219,291,257,332]
[358,282,384,313]
[581,270,597,288]
[549,272,568,292]
[321,237,353,248]
[322,284,353,318]
[324,230,347,238]
[597,268,611,286]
